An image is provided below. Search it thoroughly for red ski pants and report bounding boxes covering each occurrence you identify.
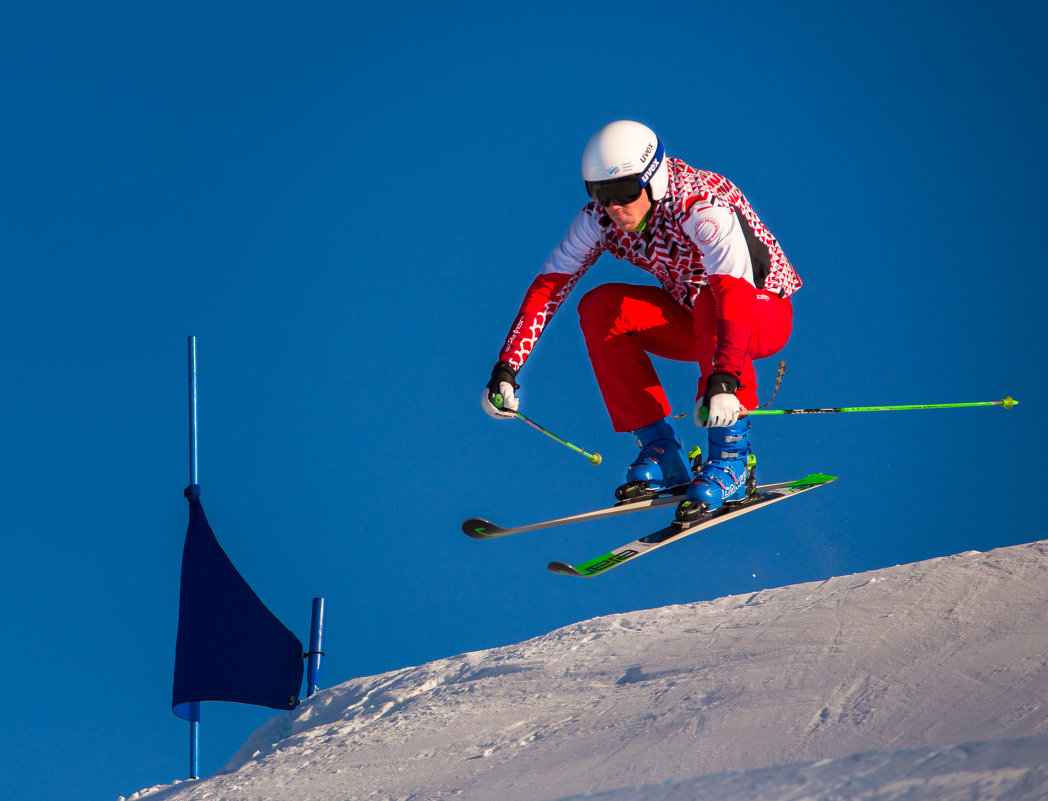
[577,283,793,432]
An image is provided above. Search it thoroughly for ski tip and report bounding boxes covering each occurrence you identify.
[788,473,839,489]
[462,518,506,538]
[547,561,585,577]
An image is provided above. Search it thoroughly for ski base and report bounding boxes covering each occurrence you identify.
[547,473,837,578]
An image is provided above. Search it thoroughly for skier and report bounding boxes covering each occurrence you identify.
[482,120,801,517]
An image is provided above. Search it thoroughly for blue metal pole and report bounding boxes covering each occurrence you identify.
[307,597,326,697]
[189,706,200,779]
[188,336,199,487]
[187,336,200,781]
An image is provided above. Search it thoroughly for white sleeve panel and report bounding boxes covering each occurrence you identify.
[540,209,604,275]
[684,202,754,286]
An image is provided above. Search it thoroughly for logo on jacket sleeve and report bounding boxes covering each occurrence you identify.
[693,216,719,244]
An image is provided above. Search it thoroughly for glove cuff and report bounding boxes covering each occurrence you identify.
[705,372,739,398]
[489,360,520,391]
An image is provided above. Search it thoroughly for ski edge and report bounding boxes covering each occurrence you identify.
[461,492,685,539]
[547,473,838,578]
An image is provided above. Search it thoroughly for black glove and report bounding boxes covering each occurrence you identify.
[482,361,520,419]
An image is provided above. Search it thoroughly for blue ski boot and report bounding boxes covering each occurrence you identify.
[676,419,757,523]
[615,418,690,502]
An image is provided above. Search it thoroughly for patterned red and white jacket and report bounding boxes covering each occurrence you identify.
[498,158,801,382]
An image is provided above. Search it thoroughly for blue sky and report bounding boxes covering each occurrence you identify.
[2,2,1045,799]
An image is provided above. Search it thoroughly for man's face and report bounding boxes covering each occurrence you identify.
[604,192,652,232]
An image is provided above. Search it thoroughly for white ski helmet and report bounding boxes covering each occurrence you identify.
[581,120,669,203]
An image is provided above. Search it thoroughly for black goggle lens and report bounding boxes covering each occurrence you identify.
[585,177,645,207]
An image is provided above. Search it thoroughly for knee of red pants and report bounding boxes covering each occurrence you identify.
[579,282,696,358]
[577,283,635,347]
[750,293,793,359]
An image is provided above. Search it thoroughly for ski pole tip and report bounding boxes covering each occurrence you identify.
[1001,396,1018,409]
[590,453,602,465]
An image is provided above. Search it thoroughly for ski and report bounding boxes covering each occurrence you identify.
[463,489,687,539]
[547,473,837,578]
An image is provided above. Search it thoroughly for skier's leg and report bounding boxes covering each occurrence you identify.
[579,284,695,495]
[578,283,698,432]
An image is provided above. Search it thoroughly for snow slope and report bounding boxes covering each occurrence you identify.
[129,540,1048,801]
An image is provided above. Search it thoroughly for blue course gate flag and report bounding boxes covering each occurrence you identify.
[173,488,303,719]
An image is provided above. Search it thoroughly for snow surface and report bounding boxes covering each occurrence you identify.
[127,540,1048,801]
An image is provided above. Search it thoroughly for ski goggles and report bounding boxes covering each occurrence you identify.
[585,176,645,207]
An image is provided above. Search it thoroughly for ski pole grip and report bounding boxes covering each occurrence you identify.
[698,405,752,424]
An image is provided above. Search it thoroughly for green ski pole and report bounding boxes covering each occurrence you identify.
[743,396,1019,417]
[494,394,602,465]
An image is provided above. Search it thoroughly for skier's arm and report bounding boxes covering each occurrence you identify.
[483,210,603,419]
[497,272,574,370]
[499,210,603,370]
[481,272,574,419]
[685,202,756,424]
